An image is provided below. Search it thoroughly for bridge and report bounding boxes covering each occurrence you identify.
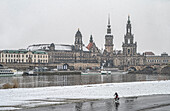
[127,65,170,74]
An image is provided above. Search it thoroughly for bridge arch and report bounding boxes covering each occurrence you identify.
[128,67,137,71]
[0,64,3,67]
[142,66,155,74]
[161,65,170,74]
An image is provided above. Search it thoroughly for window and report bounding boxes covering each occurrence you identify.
[128,49,130,55]
[128,39,130,44]
[128,28,130,33]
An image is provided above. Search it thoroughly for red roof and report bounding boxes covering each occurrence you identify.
[86,43,93,50]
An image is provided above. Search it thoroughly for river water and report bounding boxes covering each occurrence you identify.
[0,74,170,88]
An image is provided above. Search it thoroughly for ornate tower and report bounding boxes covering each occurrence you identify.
[74,29,83,51]
[122,15,137,56]
[104,16,114,53]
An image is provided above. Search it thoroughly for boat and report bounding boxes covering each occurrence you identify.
[81,69,101,75]
[101,71,111,75]
[23,70,38,76]
[0,68,23,77]
[111,70,128,74]
[23,67,49,76]
[101,68,128,75]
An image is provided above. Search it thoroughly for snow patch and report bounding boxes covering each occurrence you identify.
[0,80,170,110]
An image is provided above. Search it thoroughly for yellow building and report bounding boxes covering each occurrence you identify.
[0,50,48,64]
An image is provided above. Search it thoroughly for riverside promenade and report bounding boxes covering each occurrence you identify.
[19,95,170,111]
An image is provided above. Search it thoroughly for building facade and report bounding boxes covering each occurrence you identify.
[102,15,145,68]
[144,52,170,65]
[27,30,101,70]
[0,50,48,64]
[26,16,146,70]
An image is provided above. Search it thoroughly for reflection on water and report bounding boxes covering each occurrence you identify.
[75,102,83,111]
[0,74,170,88]
[114,102,120,110]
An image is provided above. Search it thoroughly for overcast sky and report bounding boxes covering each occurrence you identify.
[0,0,169,55]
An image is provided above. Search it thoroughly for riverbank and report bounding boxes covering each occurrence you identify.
[17,94,170,111]
[1,80,170,110]
[37,71,81,75]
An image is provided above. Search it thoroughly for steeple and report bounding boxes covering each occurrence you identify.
[107,14,111,34]
[104,14,114,53]
[128,15,130,24]
[126,15,132,34]
[90,35,93,43]
[122,15,137,57]
[108,14,110,25]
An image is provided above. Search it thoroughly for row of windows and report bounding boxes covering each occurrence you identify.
[0,54,48,58]
[52,53,90,58]
[147,59,169,63]
[0,59,48,63]
[53,53,73,57]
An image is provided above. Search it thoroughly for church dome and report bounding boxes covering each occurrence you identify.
[75,29,82,37]
[50,43,55,47]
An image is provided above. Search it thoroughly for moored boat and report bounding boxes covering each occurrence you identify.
[101,71,111,75]
[0,68,23,77]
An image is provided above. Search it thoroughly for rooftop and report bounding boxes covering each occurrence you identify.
[1,50,47,54]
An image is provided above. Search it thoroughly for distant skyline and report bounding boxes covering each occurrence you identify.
[0,0,170,55]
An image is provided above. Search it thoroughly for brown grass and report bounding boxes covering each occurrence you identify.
[2,79,19,89]
[2,83,13,89]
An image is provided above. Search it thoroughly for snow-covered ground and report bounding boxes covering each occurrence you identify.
[1,80,170,110]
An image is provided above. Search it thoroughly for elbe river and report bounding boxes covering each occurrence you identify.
[0,73,170,88]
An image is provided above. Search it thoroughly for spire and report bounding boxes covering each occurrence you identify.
[108,14,110,25]
[128,15,130,24]
[90,35,93,43]
[126,15,132,34]
[107,14,111,34]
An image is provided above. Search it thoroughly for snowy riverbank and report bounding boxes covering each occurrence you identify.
[1,80,170,110]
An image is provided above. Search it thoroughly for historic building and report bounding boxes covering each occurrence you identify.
[1,15,168,70]
[102,16,114,67]
[144,52,170,65]
[102,15,145,68]
[117,16,144,66]
[27,29,101,70]
[0,50,48,64]
[26,15,146,70]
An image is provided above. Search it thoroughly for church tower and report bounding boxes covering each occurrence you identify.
[104,16,114,53]
[122,15,137,56]
[74,29,83,51]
